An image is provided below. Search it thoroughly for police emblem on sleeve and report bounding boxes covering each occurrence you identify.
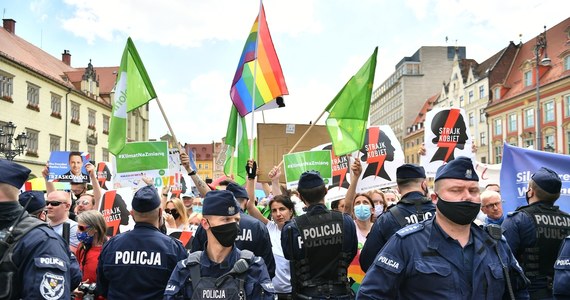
[40,272,65,300]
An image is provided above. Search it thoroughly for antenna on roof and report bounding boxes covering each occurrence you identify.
[3,8,5,19]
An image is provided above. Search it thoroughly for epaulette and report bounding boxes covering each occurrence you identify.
[181,251,201,268]
[395,223,424,238]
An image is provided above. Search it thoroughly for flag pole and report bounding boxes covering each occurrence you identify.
[248,0,263,167]
[276,109,327,169]
[155,97,184,154]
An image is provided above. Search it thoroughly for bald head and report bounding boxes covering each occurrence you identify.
[47,191,71,204]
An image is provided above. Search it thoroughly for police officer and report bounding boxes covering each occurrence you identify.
[192,181,276,279]
[281,170,357,299]
[0,159,73,300]
[164,189,275,299]
[360,163,436,271]
[357,157,529,299]
[18,190,47,221]
[96,185,187,299]
[502,167,570,299]
[553,235,570,298]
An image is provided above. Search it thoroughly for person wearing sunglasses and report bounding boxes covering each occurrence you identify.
[74,210,107,300]
[46,190,79,252]
[75,194,96,215]
[164,198,189,230]
[480,190,505,225]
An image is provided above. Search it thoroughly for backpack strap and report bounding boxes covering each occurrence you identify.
[185,251,202,291]
[389,206,408,227]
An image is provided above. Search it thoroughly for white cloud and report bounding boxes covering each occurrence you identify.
[60,0,322,47]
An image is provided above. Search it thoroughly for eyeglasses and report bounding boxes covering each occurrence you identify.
[483,202,503,209]
[77,200,92,206]
[46,201,64,207]
[78,225,91,232]
[165,209,178,215]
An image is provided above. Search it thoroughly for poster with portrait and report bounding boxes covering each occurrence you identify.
[421,107,474,176]
[47,151,90,183]
[99,187,134,236]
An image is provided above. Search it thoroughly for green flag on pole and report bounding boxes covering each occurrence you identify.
[325,47,378,156]
[224,106,250,185]
[109,37,157,155]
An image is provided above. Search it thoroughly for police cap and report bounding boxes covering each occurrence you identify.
[225,182,249,200]
[203,190,239,216]
[532,167,562,194]
[434,156,478,182]
[396,164,426,179]
[297,170,324,189]
[132,186,161,212]
[0,159,31,189]
[18,191,46,213]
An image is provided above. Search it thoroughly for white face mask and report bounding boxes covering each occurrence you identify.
[374,205,384,217]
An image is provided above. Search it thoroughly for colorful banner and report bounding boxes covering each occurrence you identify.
[99,188,133,236]
[500,143,570,214]
[313,143,351,202]
[114,141,169,189]
[47,151,90,183]
[421,107,473,176]
[283,150,332,189]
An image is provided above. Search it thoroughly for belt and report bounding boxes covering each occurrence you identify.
[276,293,293,300]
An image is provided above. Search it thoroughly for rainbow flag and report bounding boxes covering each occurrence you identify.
[230,4,288,117]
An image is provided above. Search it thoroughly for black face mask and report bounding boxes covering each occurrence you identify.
[423,185,429,197]
[436,195,480,225]
[209,222,240,247]
[525,191,531,204]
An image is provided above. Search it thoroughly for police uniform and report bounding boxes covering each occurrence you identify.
[0,160,73,300]
[502,167,570,299]
[165,190,275,299]
[192,183,275,278]
[280,171,357,299]
[553,235,570,298]
[96,186,187,300]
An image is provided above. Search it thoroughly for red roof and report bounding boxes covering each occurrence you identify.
[184,143,213,160]
[412,93,439,125]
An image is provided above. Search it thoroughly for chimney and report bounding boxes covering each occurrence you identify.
[62,50,71,66]
[3,19,16,34]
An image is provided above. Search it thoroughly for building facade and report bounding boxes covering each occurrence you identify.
[404,94,438,164]
[184,143,214,180]
[0,19,149,176]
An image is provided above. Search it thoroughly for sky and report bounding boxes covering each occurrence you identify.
[4,0,569,144]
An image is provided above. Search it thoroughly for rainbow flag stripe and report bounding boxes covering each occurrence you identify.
[230,5,288,117]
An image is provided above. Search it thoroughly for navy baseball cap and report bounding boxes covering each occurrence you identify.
[434,157,478,182]
[396,164,426,179]
[202,190,239,216]
[225,182,249,200]
[18,191,46,213]
[0,159,31,189]
[131,186,161,212]
[297,170,325,189]
[532,167,561,194]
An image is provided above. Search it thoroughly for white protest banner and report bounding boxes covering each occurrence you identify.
[98,187,134,236]
[421,107,473,176]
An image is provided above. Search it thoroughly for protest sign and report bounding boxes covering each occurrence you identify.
[421,107,473,176]
[167,148,195,197]
[313,143,351,202]
[47,151,90,183]
[96,161,114,190]
[99,187,133,236]
[114,141,169,189]
[501,143,570,214]
[283,150,332,189]
[167,230,193,250]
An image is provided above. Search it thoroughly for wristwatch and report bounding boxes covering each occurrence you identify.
[188,170,197,176]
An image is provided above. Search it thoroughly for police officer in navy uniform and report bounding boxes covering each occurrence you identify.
[360,164,436,271]
[191,181,276,279]
[164,189,275,299]
[281,170,357,299]
[502,167,570,299]
[553,235,570,299]
[357,157,529,299]
[0,159,73,300]
[96,185,187,299]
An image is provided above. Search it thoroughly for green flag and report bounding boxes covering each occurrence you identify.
[325,47,378,156]
[109,37,157,155]
[224,106,249,185]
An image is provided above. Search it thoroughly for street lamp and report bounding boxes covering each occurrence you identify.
[0,122,28,161]
[535,25,551,151]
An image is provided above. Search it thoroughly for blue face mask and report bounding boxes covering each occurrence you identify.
[193,206,203,214]
[354,204,372,221]
[77,231,94,245]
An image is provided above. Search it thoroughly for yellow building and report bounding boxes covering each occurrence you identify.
[184,143,214,180]
[0,19,149,176]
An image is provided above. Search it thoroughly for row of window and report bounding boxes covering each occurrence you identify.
[520,56,570,88]
[492,130,568,163]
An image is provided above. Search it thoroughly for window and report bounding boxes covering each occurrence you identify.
[494,145,502,164]
[26,129,39,156]
[479,86,485,98]
[27,83,40,109]
[88,109,96,129]
[70,140,80,151]
[469,112,475,126]
[508,114,517,132]
[71,101,80,124]
[545,134,555,151]
[565,56,570,71]
[198,163,203,169]
[481,157,487,164]
[480,132,487,146]
[524,71,532,86]
[494,87,500,100]
[524,138,534,148]
[468,91,474,104]
[459,96,464,107]
[480,108,486,123]
[205,164,209,169]
[525,108,534,127]
[494,119,502,135]
[51,94,61,117]
[103,115,110,134]
[102,148,109,162]
[544,101,555,122]
[567,131,570,154]
[88,145,96,161]
[49,135,60,152]
[566,95,570,118]
[0,74,13,99]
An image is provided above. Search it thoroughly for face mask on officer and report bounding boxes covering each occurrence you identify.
[422,183,429,197]
[208,221,240,247]
[436,194,480,225]
[354,204,372,221]
[525,189,532,204]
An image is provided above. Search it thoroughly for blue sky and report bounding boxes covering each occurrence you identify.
[4,0,568,143]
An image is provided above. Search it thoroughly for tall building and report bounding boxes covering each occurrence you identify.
[0,19,149,176]
[370,46,465,144]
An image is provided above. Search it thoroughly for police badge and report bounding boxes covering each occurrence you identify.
[465,169,472,179]
[228,206,236,215]
[40,272,65,300]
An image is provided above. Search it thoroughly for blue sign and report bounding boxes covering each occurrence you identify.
[500,143,570,214]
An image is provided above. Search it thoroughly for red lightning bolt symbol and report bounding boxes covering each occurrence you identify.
[366,127,387,177]
[437,109,461,162]
[331,148,348,189]
[103,191,121,236]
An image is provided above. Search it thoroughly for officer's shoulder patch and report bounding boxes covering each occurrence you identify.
[374,253,403,274]
[40,272,65,299]
[395,223,424,238]
[183,251,201,267]
[239,249,255,261]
